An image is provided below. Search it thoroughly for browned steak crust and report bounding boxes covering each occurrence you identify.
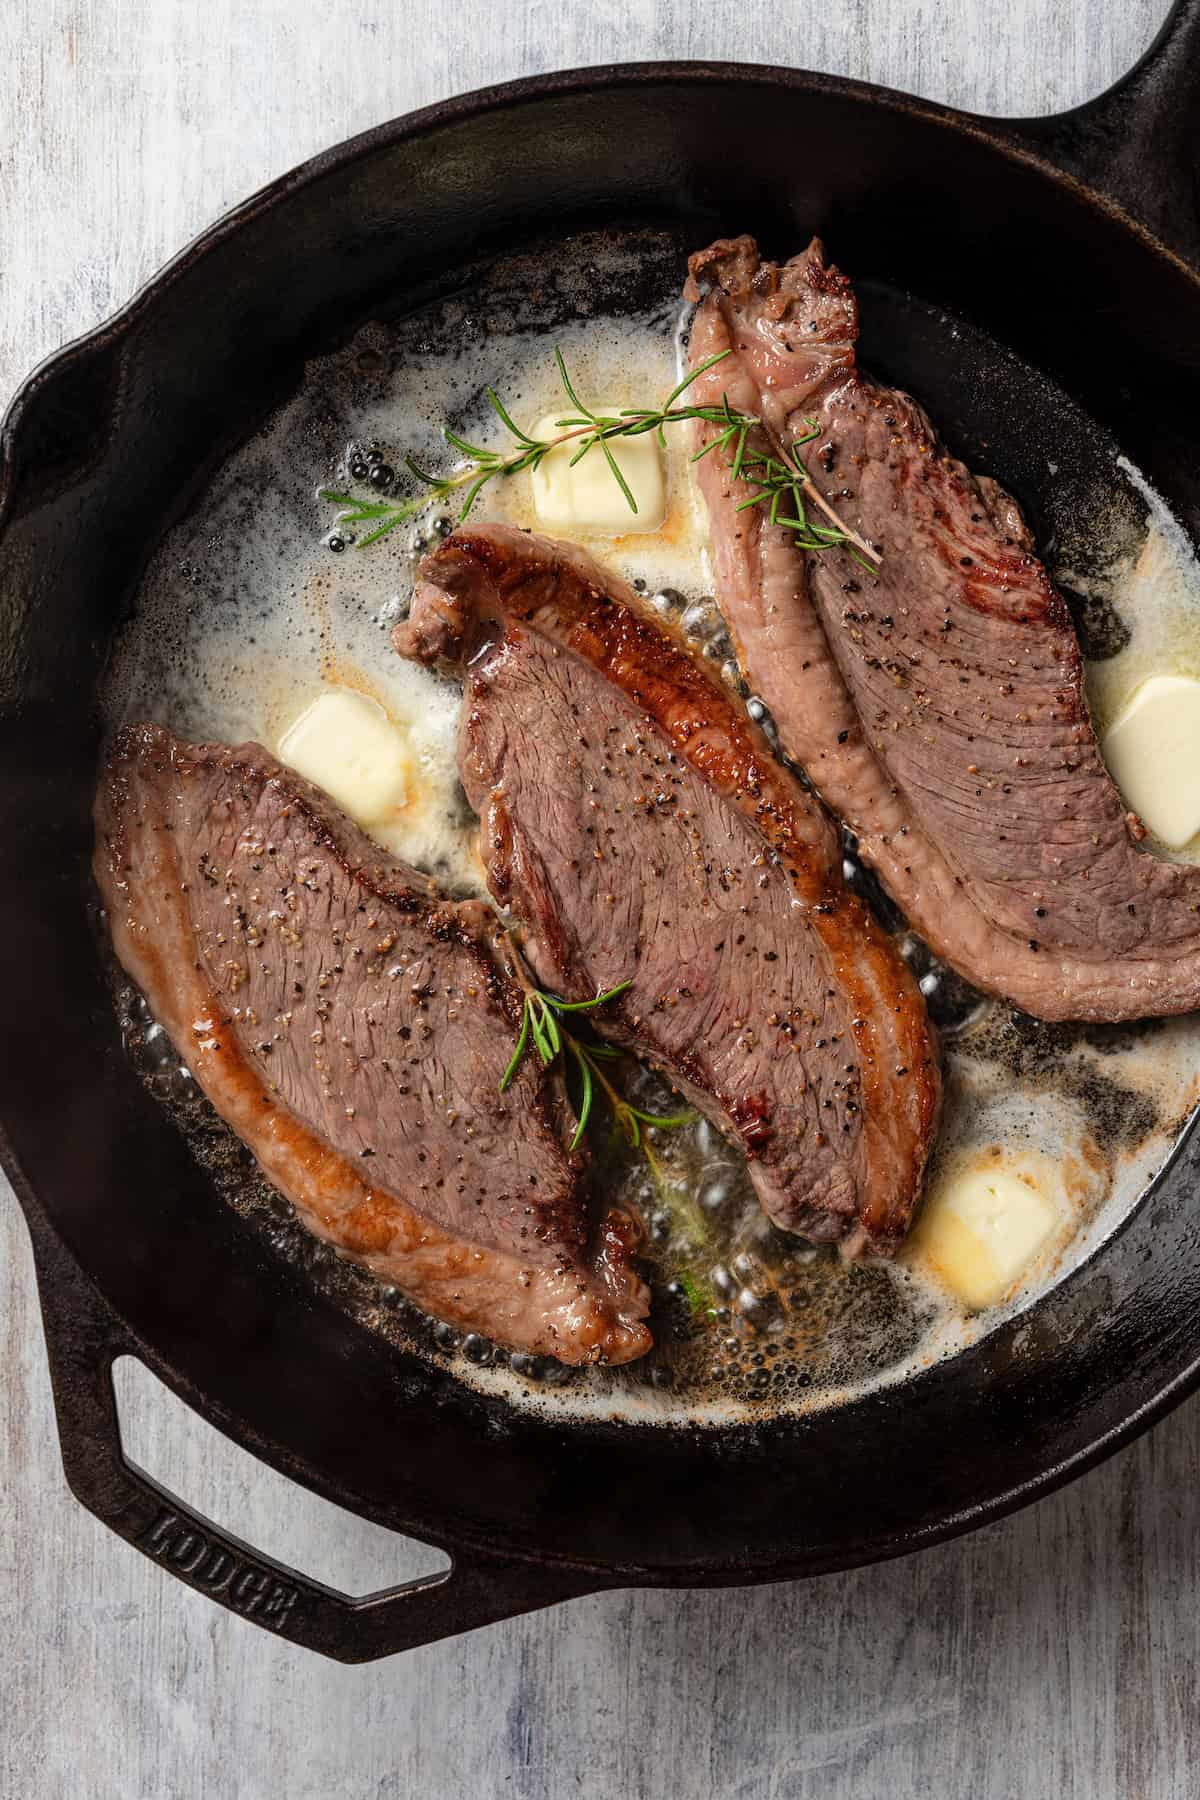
[397,525,940,1253]
[687,233,1200,1023]
[94,723,651,1363]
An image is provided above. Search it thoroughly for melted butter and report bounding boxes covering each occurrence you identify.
[1086,528,1200,729]
[1076,469,1200,858]
[446,320,715,596]
[99,235,1200,1426]
[1102,675,1200,848]
[905,1146,1067,1311]
[277,689,410,826]
[528,403,666,533]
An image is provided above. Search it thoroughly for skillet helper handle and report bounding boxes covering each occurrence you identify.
[1003,0,1200,267]
[28,1223,597,1662]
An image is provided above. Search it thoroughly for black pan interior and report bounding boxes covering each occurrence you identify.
[5,70,1200,1582]
[97,222,1162,1418]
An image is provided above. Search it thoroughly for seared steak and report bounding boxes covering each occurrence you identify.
[94,724,650,1363]
[396,525,940,1252]
[687,234,1200,1023]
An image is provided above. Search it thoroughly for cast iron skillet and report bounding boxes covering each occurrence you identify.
[4,5,1200,1663]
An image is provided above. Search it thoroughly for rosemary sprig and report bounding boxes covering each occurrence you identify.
[500,956,726,1320]
[500,971,691,1155]
[319,347,737,549]
[678,1268,719,1320]
[315,489,430,549]
[319,346,880,567]
[717,418,879,571]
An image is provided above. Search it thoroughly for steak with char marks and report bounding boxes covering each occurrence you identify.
[687,233,1200,1023]
[397,525,940,1253]
[94,724,650,1363]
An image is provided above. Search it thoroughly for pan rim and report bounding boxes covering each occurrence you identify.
[5,55,1200,536]
[7,1095,1200,1582]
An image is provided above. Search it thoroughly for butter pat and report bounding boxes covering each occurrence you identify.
[1102,674,1200,847]
[278,689,408,828]
[910,1158,1058,1310]
[529,406,665,534]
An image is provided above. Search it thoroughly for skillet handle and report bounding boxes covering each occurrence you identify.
[26,1217,598,1662]
[1002,0,1200,267]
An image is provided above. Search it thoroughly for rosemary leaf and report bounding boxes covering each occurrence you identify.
[548,979,632,1013]
[486,385,539,447]
[317,490,395,522]
[356,512,413,548]
[553,347,591,417]
[499,1002,531,1094]
[659,346,732,416]
[690,423,736,464]
[537,997,562,1059]
[568,1044,594,1153]
[402,452,444,487]
[730,425,749,485]
[627,1105,695,1129]
[442,426,495,460]
[616,414,663,439]
[678,1269,719,1318]
[456,470,493,523]
[529,1003,554,1065]
[598,433,638,512]
[567,433,598,469]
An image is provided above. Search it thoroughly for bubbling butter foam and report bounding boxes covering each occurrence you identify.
[100,231,1200,1425]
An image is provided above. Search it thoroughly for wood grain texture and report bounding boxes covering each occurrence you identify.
[1,2,1192,1796]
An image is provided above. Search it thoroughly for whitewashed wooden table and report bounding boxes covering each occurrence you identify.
[2,3,1195,1796]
